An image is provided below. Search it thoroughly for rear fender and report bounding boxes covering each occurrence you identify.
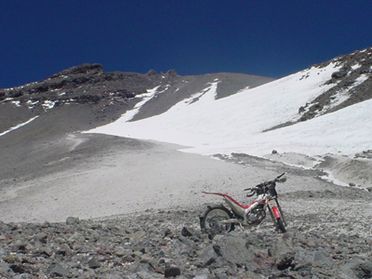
[199,203,231,222]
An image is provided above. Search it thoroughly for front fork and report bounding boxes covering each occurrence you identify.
[267,198,286,225]
[275,198,286,225]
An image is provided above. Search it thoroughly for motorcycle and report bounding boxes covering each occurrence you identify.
[200,173,287,234]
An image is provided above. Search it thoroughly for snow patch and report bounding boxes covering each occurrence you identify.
[26,100,39,105]
[112,86,160,122]
[0,116,39,137]
[26,100,39,109]
[11,101,21,107]
[42,100,56,110]
[351,63,361,70]
[182,81,219,105]
[353,74,369,85]
[319,171,349,187]
[236,85,250,93]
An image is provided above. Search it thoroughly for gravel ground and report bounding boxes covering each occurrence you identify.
[0,133,341,223]
[0,192,371,279]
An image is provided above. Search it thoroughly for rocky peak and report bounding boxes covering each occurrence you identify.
[146,69,158,76]
[0,64,166,112]
[165,69,177,78]
[51,64,104,78]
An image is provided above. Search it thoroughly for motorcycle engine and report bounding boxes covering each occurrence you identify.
[245,205,266,225]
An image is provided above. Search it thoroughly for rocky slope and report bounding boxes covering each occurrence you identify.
[0,187,371,279]
[276,47,372,127]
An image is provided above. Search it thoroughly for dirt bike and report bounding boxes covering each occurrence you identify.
[200,173,287,234]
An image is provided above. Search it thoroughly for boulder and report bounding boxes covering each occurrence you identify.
[65,216,80,225]
[331,67,350,79]
[270,235,295,270]
[88,258,101,269]
[164,265,181,277]
[181,227,193,237]
[47,263,69,277]
[339,258,372,279]
[213,234,254,265]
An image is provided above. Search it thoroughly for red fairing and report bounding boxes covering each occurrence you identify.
[202,191,252,209]
[271,206,281,219]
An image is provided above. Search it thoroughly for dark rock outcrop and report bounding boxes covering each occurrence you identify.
[51,63,103,78]
[0,63,173,112]
[300,47,372,122]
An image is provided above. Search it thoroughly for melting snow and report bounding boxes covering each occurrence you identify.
[236,85,250,94]
[42,100,56,110]
[319,171,349,187]
[112,86,161,122]
[0,116,39,137]
[326,91,350,110]
[26,100,39,109]
[182,81,219,105]
[351,63,361,70]
[354,74,369,85]
[319,74,369,113]
[26,100,39,105]
[11,101,21,107]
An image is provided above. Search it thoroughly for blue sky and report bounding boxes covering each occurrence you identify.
[0,0,371,87]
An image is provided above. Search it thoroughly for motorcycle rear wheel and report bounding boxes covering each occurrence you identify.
[200,206,235,235]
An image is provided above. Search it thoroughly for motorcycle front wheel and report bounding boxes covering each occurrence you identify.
[200,205,235,235]
[274,218,286,233]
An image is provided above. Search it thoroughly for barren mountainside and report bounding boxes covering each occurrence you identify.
[0,47,371,186]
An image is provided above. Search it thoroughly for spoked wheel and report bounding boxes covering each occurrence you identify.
[200,206,235,235]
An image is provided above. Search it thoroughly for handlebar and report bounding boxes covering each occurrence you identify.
[275,172,286,180]
[243,172,286,194]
